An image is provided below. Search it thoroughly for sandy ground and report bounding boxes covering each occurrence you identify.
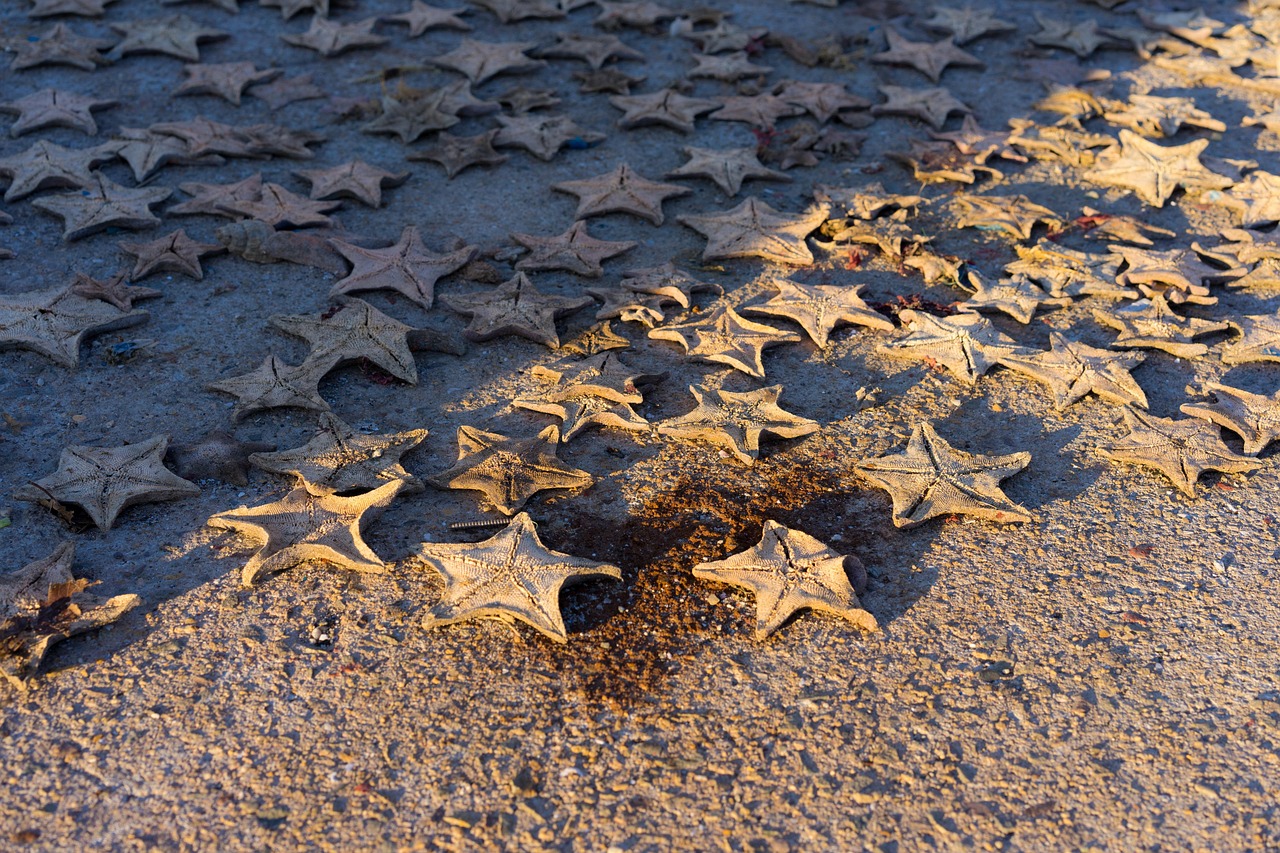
[2,0,1279,849]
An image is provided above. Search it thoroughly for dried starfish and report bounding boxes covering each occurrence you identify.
[250,414,428,494]
[657,384,817,464]
[649,303,801,378]
[1103,408,1261,498]
[429,425,594,514]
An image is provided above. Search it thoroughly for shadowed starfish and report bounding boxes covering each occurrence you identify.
[515,394,650,441]
[70,271,160,311]
[250,413,428,494]
[429,38,545,83]
[415,512,620,643]
[872,84,971,130]
[530,351,662,403]
[31,173,170,241]
[743,279,893,347]
[408,130,508,178]
[855,422,1034,528]
[271,298,420,384]
[998,331,1147,409]
[881,309,1026,384]
[16,435,200,531]
[657,384,817,464]
[609,89,720,133]
[329,226,476,309]
[1222,312,1280,364]
[678,197,828,266]
[0,543,139,691]
[667,146,791,196]
[119,229,221,281]
[552,163,690,226]
[493,113,604,161]
[208,479,406,586]
[1,89,117,137]
[1103,407,1261,497]
[1181,381,1280,456]
[871,27,984,82]
[10,23,112,70]
[107,14,228,61]
[429,424,594,514]
[0,139,121,203]
[441,272,593,348]
[167,430,275,486]
[693,521,877,639]
[294,160,408,208]
[511,221,635,277]
[0,283,147,368]
[649,303,801,378]
[281,16,387,56]
[207,354,330,420]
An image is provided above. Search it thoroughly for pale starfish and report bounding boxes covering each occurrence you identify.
[1103,408,1261,497]
[881,309,1026,385]
[742,279,893,347]
[329,226,476,309]
[270,298,420,384]
[15,435,200,531]
[693,521,877,639]
[955,271,1067,325]
[441,272,593,348]
[678,198,828,266]
[208,479,406,586]
[1181,381,1280,456]
[855,422,1034,527]
[657,384,817,464]
[415,512,620,643]
[649,303,801,378]
[0,283,146,368]
[1084,130,1233,208]
[207,355,330,420]
[1222,312,1280,364]
[511,221,635,277]
[666,146,791,197]
[1092,296,1229,359]
[249,413,429,494]
[30,173,170,241]
[552,163,690,226]
[515,394,650,441]
[871,27,984,83]
[429,425,594,514]
[0,89,117,137]
[998,331,1147,409]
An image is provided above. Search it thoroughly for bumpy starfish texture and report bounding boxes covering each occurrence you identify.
[774,80,870,124]
[442,273,592,349]
[271,299,420,384]
[0,543,139,691]
[0,139,121,203]
[1103,94,1226,138]
[1209,170,1280,228]
[429,425,594,514]
[70,272,159,311]
[167,430,275,486]
[293,161,408,209]
[363,90,460,144]
[1181,382,1280,456]
[416,512,620,643]
[649,304,801,378]
[0,284,147,368]
[693,521,877,639]
[1,89,117,137]
[1222,312,1280,364]
[1092,296,1230,359]
[1085,131,1233,208]
[208,479,405,586]
[207,355,330,420]
[329,226,476,310]
[1028,14,1112,57]
[530,351,661,404]
[248,74,326,110]
[856,422,1034,528]
[743,280,893,347]
[511,221,636,277]
[250,414,428,494]
[31,173,170,241]
[119,229,222,281]
[11,23,112,71]
[882,309,1026,385]
[657,384,817,464]
[667,146,791,196]
[609,89,721,133]
[219,183,338,229]
[539,33,643,68]
[955,271,1066,325]
[552,163,690,226]
[998,332,1147,409]
[15,435,200,531]
[1005,241,1128,299]
[175,62,278,105]
[1103,408,1261,498]
[516,394,650,441]
[679,198,828,266]
[950,194,1064,241]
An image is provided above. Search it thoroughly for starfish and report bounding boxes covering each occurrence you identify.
[1028,14,1113,58]
[429,38,545,84]
[31,173,170,241]
[679,197,827,266]
[922,4,1016,44]
[175,61,278,105]
[593,0,678,28]
[148,117,254,158]
[470,0,562,23]
[441,272,593,348]
[998,331,1147,410]
[218,182,338,229]
[1076,207,1176,247]
[1102,94,1227,138]
[872,27,983,82]
[773,80,870,124]
[1181,382,1280,456]
[167,430,275,486]
[169,173,263,217]
[649,303,800,378]
[955,271,1066,324]
[1222,312,1280,364]
[281,17,387,57]
[107,14,228,61]
[16,435,200,531]
[294,160,408,209]
[362,90,460,144]
[574,68,646,95]
[538,33,643,69]
[0,283,146,368]
[657,384,817,464]
[0,543,138,691]
[1,89,117,137]
[260,0,329,19]
[250,413,428,494]
[815,183,925,220]
[329,226,476,309]
[872,85,971,130]
[409,130,508,178]
[247,74,326,110]
[515,394,651,441]
[1103,408,1261,498]
[710,95,806,129]
[676,20,766,53]
[70,271,160,311]
[119,229,222,281]
[11,24,113,70]
[1005,241,1129,299]
[881,309,1026,385]
[1007,119,1115,168]
[0,139,120,202]
[825,213,931,260]
[1092,296,1229,359]
[690,51,773,83]
[890,139,999,185]
[271,298,420,384]
[621,262,722,306]
[511,221,636,277]
[1112,244,1240,303]
[429,425,593,514]
[693,521,876,639]
[855,422,1034,528]
[1207,170,1280,228]
[929,114,1027,165]
[208,479,405,586]
[742,279,892,347]
[552,163,689,226]
[530,351,662,404]
[109,128,218,183]
[207,354,330,420]
[1084,130,1233,208]
[415,512,620,643]
[493,113,605,161]
[587,285,675,326]
[383,1,471,36]
[609,89,721,133]
[950,193,1064,241]
[27,0,118,16]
